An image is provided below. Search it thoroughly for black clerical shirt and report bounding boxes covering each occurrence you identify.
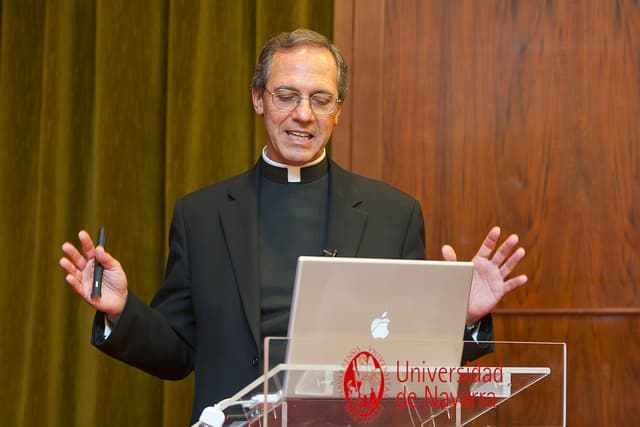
[258,154,330,340]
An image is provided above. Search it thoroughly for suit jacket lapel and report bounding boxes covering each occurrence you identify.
[326,161,368,257]
[219,164,261,349]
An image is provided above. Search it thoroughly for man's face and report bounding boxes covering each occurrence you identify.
[252,46,342,166]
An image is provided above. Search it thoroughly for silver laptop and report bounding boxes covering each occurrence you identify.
[282,256,474,398]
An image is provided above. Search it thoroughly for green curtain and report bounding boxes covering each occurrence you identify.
[0,0,334,425]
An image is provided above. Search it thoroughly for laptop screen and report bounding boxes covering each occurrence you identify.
[286,256,474,368]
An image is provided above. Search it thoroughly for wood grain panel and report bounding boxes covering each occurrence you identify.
[483,314,640,426]
[351,0,386,178]
[384,0,640,309]
[495,307,640,315]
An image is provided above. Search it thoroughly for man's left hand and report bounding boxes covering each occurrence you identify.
[442,226,527,324]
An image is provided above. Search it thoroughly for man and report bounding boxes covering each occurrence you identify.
[60,29,527,423]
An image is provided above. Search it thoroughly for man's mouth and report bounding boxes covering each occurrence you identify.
[286,130,314,140]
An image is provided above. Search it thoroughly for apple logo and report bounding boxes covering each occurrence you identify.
[370,312,391,339]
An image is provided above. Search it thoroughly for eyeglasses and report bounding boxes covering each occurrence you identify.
[265,88,341,115]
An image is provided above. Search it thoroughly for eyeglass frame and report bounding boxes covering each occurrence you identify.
[264,87,342,115]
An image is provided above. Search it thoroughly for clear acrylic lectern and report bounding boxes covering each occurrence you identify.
[195,338,565,427]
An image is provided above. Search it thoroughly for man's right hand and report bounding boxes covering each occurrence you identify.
[59,230,128,324]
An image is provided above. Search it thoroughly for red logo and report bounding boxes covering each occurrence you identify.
[341,348,387,422]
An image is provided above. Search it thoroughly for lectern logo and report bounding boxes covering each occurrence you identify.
[340,347,388,422]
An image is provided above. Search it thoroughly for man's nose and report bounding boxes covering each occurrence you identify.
[291,97,314,120]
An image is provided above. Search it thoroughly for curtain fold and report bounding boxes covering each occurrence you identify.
[0,1,334,425]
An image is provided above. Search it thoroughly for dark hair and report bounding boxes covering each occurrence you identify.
[251,28,348,101]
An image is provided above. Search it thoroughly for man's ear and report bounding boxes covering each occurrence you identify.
[252,89,264,115]
[332,103,343,125]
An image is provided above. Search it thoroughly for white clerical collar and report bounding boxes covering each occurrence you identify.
[261,146,327,183]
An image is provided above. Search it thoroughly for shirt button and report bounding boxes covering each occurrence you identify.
[252,356,259,367]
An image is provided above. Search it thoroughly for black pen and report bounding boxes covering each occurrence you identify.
[91,227,106,298]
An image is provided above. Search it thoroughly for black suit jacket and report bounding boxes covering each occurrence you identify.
[92,160,491,422]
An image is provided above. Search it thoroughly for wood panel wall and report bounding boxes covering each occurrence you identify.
[333,0,640,425]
